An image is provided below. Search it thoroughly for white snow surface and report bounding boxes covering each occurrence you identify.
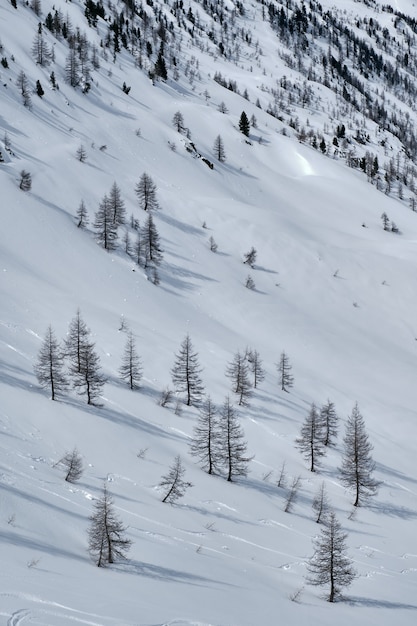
[1,0,417,624]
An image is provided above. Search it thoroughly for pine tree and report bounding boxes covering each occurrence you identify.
[76,200,89,228]
[312,481,330,523]
[218,396,251,481]
[34,325,67,400]
[154,45,167,80]
[209,236,218,252]
[381,212,390,230]
[36,80,44,97]
[225,350,252,407]
[119,332,142,390]
[339,403,379,507]
[159,455,192,503]
[135,173,158,211]
[108,181,126,226]
[19,170,32,191]
[213,134,226,162]
[76,144,87,162]
[172,111,185,133]
[246,348,265,388]
[296,403,326,472]
[94,195,119,251]
[189,396,220,474]
[277,351,294,392]
[171,334,204,406]
[239,111,250,137]
[88,484,132,567]
[320,400,338,446]
[58,448,83,483]
[245,274,255,290]
[141,212,163,268]
[306,510,356,602]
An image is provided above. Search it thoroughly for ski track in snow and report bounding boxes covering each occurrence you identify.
[2,594,127,626]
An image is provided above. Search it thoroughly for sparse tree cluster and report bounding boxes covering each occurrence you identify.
[189,395,252,482]
[34,310,144,405]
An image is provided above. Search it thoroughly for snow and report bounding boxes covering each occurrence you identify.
[1,0,417,624]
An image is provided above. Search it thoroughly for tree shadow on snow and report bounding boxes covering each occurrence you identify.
[76,399,184,443]
[157,211,205,236]
[0,359,44,397]
[347,596,417,610]
[375,460,417,486]
[115,559,230,588]
[0,528,86,563]
[368,499,417,520]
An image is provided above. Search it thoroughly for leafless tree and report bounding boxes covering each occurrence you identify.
[277,351,294,392]
[88,484,132,567]
[119,332,142,390]
[312,481,330,523]
[189,396,220,474]
[218,396,252,481]
[225,351,252,407]
[320,400,338,446]
[58,448,83,483]
[339,403,379,506]
[135,172,159,211]
[34,325,67,400]
[159,455,192,503]
[306,511,356,602]
[171,334,204,406]
[296,403,326,472]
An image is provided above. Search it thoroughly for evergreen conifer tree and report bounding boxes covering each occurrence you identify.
[239,111,250,137]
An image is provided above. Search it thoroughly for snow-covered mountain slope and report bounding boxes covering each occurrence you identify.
[1,0,417,624]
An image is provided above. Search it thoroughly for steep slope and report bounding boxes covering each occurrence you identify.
[1,0,417,624]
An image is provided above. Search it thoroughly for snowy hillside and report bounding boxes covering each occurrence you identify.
[1,0,417,624]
